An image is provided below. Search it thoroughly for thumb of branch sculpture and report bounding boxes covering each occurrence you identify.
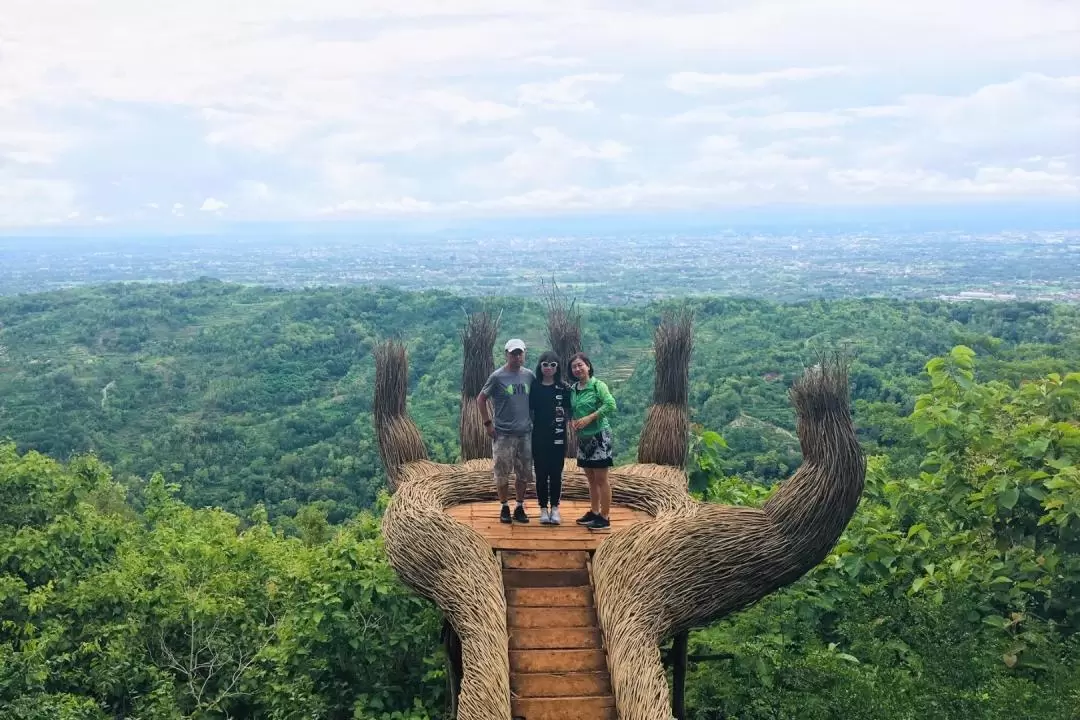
[592,352,865,720]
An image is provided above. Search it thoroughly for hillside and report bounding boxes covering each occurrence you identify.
[1,281,1078,525]
[2,282,1079,719]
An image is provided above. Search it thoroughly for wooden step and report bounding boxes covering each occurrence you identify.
[502,551,590,570]
[507,606,597,628]
[492,539,602,551]
[502,569,591,588]
[510,649,607,673]
[511,671,611,698]
[511,694,616,720]
[508,627,602,650]
[506,587,593,607]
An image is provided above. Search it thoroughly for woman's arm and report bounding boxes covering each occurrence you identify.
[594,379,616,419]
[573,380,616,430]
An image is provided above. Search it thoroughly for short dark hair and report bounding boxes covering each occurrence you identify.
[569,352,594,380]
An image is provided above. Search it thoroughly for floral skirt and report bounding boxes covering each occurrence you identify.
[576,428,614,468]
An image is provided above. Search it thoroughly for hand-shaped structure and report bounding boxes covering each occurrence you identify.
[376,308,865,720]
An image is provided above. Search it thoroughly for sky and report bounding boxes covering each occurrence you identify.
[1,0,1079,229]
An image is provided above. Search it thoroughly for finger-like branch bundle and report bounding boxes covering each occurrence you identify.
[637,309,694,467]
[459,311,500,460]
[373,340,428,491]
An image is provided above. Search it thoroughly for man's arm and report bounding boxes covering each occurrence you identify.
[477,391,495,437]
[478,371,497,436]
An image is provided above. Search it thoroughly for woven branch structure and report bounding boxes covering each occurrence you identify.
[373,341,429,493]
[543,279,583,458]
[542,278,582,387]
[377,309,866,720]
[459,311,500,461]
[637,309,694,468]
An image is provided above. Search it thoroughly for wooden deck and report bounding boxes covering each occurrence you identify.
[445,499,651,551]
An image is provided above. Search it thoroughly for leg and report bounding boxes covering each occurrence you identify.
[595,466,612,518]
[584,467,600,513]
[534,450,550,509]
[574,439,599,525]
[492,436,511,504]
[513,435,533,505]
[550,450,565,507]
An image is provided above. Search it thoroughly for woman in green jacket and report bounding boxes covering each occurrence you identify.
[569,352,617,532]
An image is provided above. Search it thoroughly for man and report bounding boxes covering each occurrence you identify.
[477,338,535,523]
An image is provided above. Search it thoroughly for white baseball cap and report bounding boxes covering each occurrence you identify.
[504,338,526,352]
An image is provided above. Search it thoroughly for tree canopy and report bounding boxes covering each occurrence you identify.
[1,283,1078,718]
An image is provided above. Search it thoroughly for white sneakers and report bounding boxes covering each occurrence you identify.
[539,507,562,525]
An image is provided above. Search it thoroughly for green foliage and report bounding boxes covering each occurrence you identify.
[3,283,1080,718]
[0,443,444,719]
[682,348,1080,719]
[2,283,1078,525]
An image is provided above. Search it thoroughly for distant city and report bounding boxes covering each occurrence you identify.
[1,228,1077,303]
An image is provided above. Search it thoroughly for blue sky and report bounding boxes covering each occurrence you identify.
[1,0,1078,229]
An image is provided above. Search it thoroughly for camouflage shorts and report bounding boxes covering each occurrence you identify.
[492,433,534,494]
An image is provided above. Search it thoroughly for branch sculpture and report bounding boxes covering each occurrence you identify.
[376,309,866,720]
[459,310,500,461]
[541,278,582,386]
[542,278,583,457]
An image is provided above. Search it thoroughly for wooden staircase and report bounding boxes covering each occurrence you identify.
[502,550,616,720]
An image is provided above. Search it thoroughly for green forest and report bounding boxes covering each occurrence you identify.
[1,281,1079,719]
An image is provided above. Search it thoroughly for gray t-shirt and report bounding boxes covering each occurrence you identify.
[481,366,535,435]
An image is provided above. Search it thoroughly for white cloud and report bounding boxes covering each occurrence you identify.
[0,0,1078,226]
[0,172,78,225]
[518,73,623,111]
[422,91,520,124]
[241,182,272,201]
[462,126,631,191]
[758,112,851,131]
[454,182,749,213]
[667,66,852,94]
[690,133,827,185]
[319,196,435,215]
[826,164,1080,197]
[699,135,741,153]
[524,56,586,68]
[200,197,228,211]
[669,108,850,131]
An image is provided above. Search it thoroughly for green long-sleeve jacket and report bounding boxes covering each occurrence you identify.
[570,377,617,438]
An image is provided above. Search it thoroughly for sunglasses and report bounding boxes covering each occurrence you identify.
[540,361,558,368]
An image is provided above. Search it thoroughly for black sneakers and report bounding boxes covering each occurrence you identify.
[586,515,611,532]
[513,505,529,523]
[500,504,512,524]
[576,511,598,526]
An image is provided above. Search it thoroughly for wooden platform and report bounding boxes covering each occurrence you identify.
[446,499,651,551]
